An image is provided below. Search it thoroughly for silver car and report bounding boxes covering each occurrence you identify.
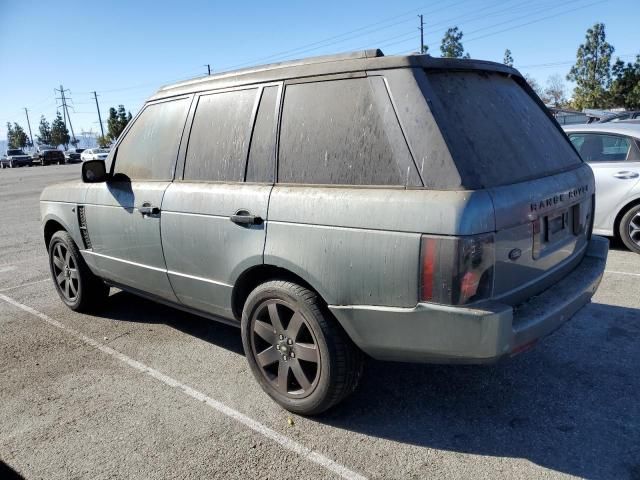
[564,123,640,254]
[40,50,607,415]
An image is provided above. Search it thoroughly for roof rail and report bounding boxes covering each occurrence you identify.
[159,49,385,91]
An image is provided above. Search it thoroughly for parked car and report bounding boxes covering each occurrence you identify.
[41,50,608,415]
[32,145,65,166]
[80,148,109,162]
[564,123,640,254]
[598,111,640,123]
[64,148,85,163]
[1,148,32,168]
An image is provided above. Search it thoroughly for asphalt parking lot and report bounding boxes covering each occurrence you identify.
[1,164,639,480]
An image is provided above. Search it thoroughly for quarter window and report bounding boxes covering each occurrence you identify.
[278,77,417,186]
[113,98,190,181]
[246,86,278,183]
[184,88,258,182]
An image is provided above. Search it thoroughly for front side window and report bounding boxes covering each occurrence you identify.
[569,133,633,162]
[278,77,417,186]
[183,88,258,182]
[113,98,190,181]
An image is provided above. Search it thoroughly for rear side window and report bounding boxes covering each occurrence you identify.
[278,77,419,186]
[184,88,257,182]
[569,133,637,162]
[426,71,582,188]
[113,98,190,181]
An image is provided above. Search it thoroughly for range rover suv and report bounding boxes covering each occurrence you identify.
[40,50,608,415]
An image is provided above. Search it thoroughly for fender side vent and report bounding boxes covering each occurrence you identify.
[77,205,92,249]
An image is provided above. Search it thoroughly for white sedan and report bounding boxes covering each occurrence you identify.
[564,122,640,254]
[81,148,110,162]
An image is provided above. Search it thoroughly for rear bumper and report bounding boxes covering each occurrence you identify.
[329,236,609,364]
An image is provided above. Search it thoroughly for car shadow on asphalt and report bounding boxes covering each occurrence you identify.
[101,291,244,356]
[100,292,639,480]
[0,461,25,480]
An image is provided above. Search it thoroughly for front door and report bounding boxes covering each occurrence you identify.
[83,96,192,301]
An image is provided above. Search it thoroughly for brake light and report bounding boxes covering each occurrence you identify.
[420,233,495,305]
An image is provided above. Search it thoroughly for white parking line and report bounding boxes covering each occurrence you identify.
[0,293,367,480]
[0,266,16,273]
[605,270,640,277]
[0,278,49,293]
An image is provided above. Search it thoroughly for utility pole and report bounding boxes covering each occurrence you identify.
[55,85,77,146]
[23,108,34,148]
[205,64,211,75]
[418,15,425,54]
[92,91,105,137]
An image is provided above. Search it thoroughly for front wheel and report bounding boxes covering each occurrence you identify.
[241,280,364,416]
[619,204,640,254]
[48,230,110,311]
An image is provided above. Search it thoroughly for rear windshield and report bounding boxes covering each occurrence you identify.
[426,71,582,188]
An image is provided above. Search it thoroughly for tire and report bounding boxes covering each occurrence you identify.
[241,280,364,416]
[48,230,110,312]
[619,204,640,254]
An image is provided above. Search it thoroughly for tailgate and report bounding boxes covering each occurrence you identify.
[488,163,595,305]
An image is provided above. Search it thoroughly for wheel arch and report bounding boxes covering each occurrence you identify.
[43,215,72,248]
[613,197,640,240]
[231,264,327,321]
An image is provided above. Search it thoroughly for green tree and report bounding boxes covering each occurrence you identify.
[567,23,614,109]
[6,122,15,148]
[503,48,514,67]
[96,134,111,148]
[107,104,133,141]
[10,123,28,148]
[421,44,429,55]
[50,112,70,148]
[609,55,640,109]
[440,27,470,58]
[37,116,53,145]
[545,74,568,107]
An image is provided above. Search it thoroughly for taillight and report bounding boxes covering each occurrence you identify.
[419,233,495,305]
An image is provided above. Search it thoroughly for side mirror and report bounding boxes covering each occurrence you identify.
[82,159,108,183]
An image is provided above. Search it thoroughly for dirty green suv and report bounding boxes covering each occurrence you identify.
[40,50,608,415]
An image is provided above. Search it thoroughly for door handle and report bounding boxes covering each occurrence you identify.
[613,171,640,179]
[230,210,263,226]
[139,202,160,216]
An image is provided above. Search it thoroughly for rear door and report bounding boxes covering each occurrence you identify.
[160,84,279,319]
[568,132,640,232]
[84,96,191,300]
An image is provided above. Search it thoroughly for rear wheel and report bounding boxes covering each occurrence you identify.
[241,280,364,416]
[48,231,110,311]
[619,204,640,254]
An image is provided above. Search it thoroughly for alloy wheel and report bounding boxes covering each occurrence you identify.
[250,300,321,398]
[629,212,640,247]
[51,242,80,302]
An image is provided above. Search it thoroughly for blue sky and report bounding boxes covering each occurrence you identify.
[1,0,638,142]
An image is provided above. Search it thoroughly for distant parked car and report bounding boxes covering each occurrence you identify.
[64,148,85,163]
[564,123,640,254]
[598,111,640,123]
[32,145,65,166]
[80,148,109,161]
[1,148,32,168]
